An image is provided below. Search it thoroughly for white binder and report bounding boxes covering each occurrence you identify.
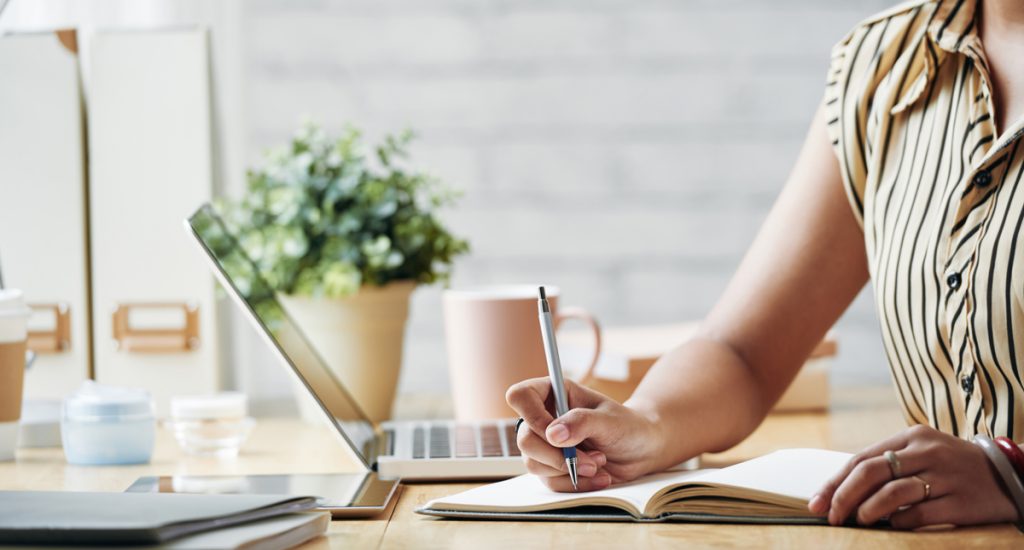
[0,31,91,400]
[87,29,220,414]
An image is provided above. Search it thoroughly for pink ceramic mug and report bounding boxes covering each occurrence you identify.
[443,285,601,420]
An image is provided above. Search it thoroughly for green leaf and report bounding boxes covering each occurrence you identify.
[322,262,362,297]
[217,122,470,304]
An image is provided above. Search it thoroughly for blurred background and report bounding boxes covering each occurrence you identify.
[0,0,897,413]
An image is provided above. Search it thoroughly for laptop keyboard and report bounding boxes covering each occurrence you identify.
[455,425,476,458]
[429,425,450,458]
[408,421,521,460]
[411,427,425,459]
[480,424,503,457]
[382,428,396,456]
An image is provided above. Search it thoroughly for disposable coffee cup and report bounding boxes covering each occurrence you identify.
[0,290,32,461]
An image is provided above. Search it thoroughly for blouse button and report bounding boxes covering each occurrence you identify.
[973,169,992,188]
[947,272,962,290]
[961,374,974,394]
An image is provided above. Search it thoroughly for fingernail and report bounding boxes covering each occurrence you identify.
[594,472,611,488]
[548,423,569,444]
[579,463,597,477]
[592,452,607,467]
[808,494,824,514]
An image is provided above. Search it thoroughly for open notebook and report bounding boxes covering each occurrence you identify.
[418,448,851,523]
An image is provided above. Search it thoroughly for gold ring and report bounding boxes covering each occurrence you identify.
[913,475,931,501]
[884,450,902,479]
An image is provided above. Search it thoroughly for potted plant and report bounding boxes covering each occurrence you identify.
[216,123,469,422]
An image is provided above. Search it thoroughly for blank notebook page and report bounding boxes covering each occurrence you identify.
[427,448,853,512]
[427,470,706,513]
[695,449,852,500]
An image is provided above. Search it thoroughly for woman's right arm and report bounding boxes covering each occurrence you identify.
[507,103,871,491]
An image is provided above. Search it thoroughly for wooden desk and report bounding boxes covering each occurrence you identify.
[1,386,1018,548]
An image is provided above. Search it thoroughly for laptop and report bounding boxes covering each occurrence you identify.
[185,204,526,482]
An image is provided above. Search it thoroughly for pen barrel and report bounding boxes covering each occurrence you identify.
[538,309,570,417]
[562,447,577,460]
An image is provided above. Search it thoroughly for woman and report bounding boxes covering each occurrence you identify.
[507,0,1024,529]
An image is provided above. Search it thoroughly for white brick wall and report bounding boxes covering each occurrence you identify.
[233,0,901,403]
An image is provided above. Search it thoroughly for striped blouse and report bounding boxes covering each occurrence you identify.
[825,0,1024,440]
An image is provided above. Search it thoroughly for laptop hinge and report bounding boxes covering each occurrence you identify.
[367,428,390,468]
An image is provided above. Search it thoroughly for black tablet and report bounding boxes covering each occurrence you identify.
[126,472,398,518]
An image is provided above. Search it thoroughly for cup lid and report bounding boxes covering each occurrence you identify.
[443,285,560,300]
[64,381,154,418]
[170,392,248,420]
[0,289,32,318]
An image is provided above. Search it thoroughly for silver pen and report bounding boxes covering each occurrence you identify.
[537,286,579,490]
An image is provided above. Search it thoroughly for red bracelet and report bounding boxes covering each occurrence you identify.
[994,436,1024,478]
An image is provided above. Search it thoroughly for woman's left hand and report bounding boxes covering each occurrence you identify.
[807,425,1019,529]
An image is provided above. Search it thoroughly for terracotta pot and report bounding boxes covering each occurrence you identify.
[278,281,415,423]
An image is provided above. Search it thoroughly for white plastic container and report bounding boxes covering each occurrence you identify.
[166,392,254,457]
[61,381,155,465]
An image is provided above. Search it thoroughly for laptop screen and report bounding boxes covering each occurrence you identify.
[185,204,377,467]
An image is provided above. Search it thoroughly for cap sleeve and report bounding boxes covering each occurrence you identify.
[823,30,872,228]
[821,1,932,228]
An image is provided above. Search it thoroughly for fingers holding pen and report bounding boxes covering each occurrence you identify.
[545,408,604,448]
[541,470,612,493]
[518,427,604,475]
[506,379,557,433]
[524,456,603,479]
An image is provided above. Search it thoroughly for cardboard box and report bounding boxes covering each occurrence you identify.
[559,323,836,412]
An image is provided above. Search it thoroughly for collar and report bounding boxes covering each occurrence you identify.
[892,0,980,114]
[928,0,978,53]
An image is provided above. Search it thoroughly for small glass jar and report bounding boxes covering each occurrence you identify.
[165,392,254,457]
[61,382,155,465]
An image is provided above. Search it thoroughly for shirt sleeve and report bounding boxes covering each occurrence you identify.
[823,28,874,229]
[822,1,930,229]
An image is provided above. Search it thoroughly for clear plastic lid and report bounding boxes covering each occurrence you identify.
[0,289,31,318]
[64,381,154,419]
[170,392,248,420]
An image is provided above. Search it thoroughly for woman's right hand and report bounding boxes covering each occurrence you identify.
[506,377,665,492]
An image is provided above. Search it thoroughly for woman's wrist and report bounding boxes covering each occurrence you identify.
[623,397,672,467]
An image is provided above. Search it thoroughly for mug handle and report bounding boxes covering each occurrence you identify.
[554,307,602,384]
